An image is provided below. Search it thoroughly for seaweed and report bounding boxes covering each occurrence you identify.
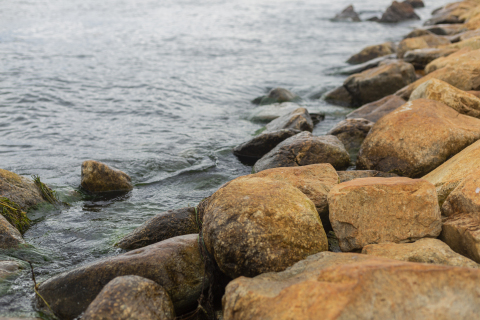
[0,197,31,234]
[32,175,70,207]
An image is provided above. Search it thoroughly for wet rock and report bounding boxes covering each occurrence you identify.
[327,118,373,161]
[0,260,23,281]
[331,5,361,22]
[0,169,44,211]
[115,207,199,251]
[202,176,328,279]
[424,47,474,74]
[410,78,480,118]
[37,234,206,320]
[233,129,300,162]
[250,164,338,232]
[253,132,350,173]
[253,88,300,106]
[362,238,479,269]
[404,0,424,9]
[0,215,25,249]
[379,1,420,23]
[424,1,475,26]
[337,170,398,183]
[397,34,451,59]
[346,95,406,123]
[357,99,480,177]
[265,108,313,133]
[222,251,480,320]
[403,28,434,39]
[344,60,416,106]
[346,42,396,65]
[441,214,480,263]
[403,47,457,69]
[323,86,352,107]
[81,160,133,193]
[425,23,467,36]
[82,276,175,320]
[328,177,441,252]
[248,102,302,122]
[441,169,480,216]
[339,54,397,75]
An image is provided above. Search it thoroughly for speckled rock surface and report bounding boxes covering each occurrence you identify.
[81,160,133,193]
[0,215,25,249]
[346,95,406,123]
[441,214,480,264]
[0,169,44,211]
[442,169,480,217]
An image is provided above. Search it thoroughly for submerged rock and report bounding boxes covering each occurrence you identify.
[397,34,451,59]
[248,102,302,122]
[331,5,361,22]
[0,169,44,211]
[337,170,398,183]
[265,107,313,133]
[441,214,480,264]
[323,86,352,107]
[327,118,373,161]
[0,215,25,249]
[346,42,396,65]
[37,234,206,320]
[81,160,133,193]
[403,47,457,69]
[328,177,441,252]
[0,260,23,281]
[82,276,175,320]
[253,132,350,173]
[202,176,328,279]
[346,95,406,123]
[403,29,434,39]
[252,88,300,106]
[379,1,420,23]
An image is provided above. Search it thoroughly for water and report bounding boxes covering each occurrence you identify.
[0,0,452,317]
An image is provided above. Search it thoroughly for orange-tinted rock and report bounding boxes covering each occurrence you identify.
[202,177,328,279]
[397,34,451,59]
[442,169,480,217]
[0,215,25,249]
[425,23,467,36]
[447,36,480,51]
[222,251,480,320]
[328,177,441,252]
[0,169,44,211]
[424,47,473,74]
[357,99,480,177]
[346,95,406,123]
[440,214,480,263]
[424,1,476,26]
[346,42,395,64]
[81,160,133,193]
[337,170,398,183]
[327,118,373,161]
[403,47,457,69]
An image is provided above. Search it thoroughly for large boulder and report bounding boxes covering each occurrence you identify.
[264,108,313,133]
[233,129,299,161]
[441,214,480,263]
[37,234,206,320]
[327,118,374,161]
[202,176,328,279]
[424,1,476,26]
[346,42,396,65]
[424,47,473,74]
[81,160,133,193]
[337,170,398,183]
[222,251,480,320]
[410,78,480,118]
[357,99,480,177]
[0,215,25,249]
[115,207,199,251]
[344,60,416,106]
[0,169,44,211]
[397,34,451,59]
[253,88,300,106]
[403,47,457,69]
[253,132,350,173]
[346,95,406,123]
[331,5,361,22]
[362,238,479,269]
[379,1,420,23]
[442,169,480,216]
[323,86,352,107]
[82,276,175,320]
[328,177,441,252]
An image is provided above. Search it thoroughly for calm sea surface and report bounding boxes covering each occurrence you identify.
[0,0,452,316]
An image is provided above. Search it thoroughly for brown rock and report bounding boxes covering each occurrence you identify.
[81,160,133,193]
[397,34,451,59]
[425,23,467,36]
[424,1,476,26]
[458,29,480,42]
[331,5,361,22]
[346,42,396,65]
[447,36,480,50]
[362,238,479,268]
[327,118,373,161]
[469,90,480,98]
[323,86,352,107]
[403,29,434,39]
[82,276,175,320]
[265,108,313,133]
[0,215,25,249]
[254,88,300,106]
[0,260,23,281]
[202,176,328,279]
[379,1,420,23]
[222,251,480,320]
[441,214,480,263]
[253,132,350,173]
[337,170,398,183]
[328,177,441,252]
[344,60,416,106]
[404,0,424,8]
[424,47,473,74]
[346,95,406,123]
[115,207,199,251]
[442,169,480,217]
[403,47,458,69]
[357,99,480,177]
[37,234,206,320]
[0,169,44,211]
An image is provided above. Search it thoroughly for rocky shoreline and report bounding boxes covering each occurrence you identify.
[3,0,480,319]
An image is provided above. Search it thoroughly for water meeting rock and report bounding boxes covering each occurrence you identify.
[82,276,175,320]
[346,42,395,65]
[0,169,44,211]
[441,214,480,264]
[253,88,300,105]
[379,1,420,23]
[331,5,361,22]
[323,86,353,107]
[253,132,350,173]
[346,95,406,123]
[0,215,25,249]
[357,99,480,177]
[264,107,313,133]
[328,177,442,252]
[222,251,480,320]
[37,234,206,320]
[202,176,328,279]
[81,160,133,193]
[327,118,373,160]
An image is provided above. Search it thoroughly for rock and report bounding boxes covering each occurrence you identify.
[222,251,480,320]
[202,176,328,279]
[357,99,480,177]
[346,42,396,65]
[404,0,424,8]
[248,102,302,122]
[344,60,416,106]
[265,108,313,133]
[425,23,467,36]
[253,88,300,106]
[441,169,480,216]
[82,276,175,320]
[441,214,480,263]
[362,238,479,268]
[328,177,441,252]
[115,207,199,251]
[37,234,206,320]
[379,1,420,23]
[81,160,133,193]
[0,169,44,211]
[447,36,480,51]
[337,170,398,183]
[331,5,361,22]
[404,29,434,39]
[233,129,300,161]
[250,164,339,232]
[339,54,397,75]
[457,29,480,42]
[327,118,373,161]
[424,1,476,25]
[403,47,458,69]
[468,90,480,98]
[323,86,352,107]
[253,132,350,173]
[410,78,480,118]
[397,34,451,59]
[346,95,406,123]
[0,261,23,281]
[424,47,473,74]
[0,215,25,249]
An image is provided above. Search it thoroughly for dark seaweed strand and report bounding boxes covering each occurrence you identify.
[32,175,70,207]
[0,197,31,234]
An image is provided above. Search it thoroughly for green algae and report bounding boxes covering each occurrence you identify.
[32,175,70,207]
[0,197,31,234]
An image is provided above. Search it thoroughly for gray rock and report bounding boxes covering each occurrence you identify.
[331,5,361,22]
[327,118,374,161]
[0,215,25,249]
[265,108,313,133]
[324,86,352,107]
[252,88,300,106]
[248,102,302,122]
[403,47,458,69]
[379,1,420,23]
[404,0,424,8]
[339,54,397,75]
